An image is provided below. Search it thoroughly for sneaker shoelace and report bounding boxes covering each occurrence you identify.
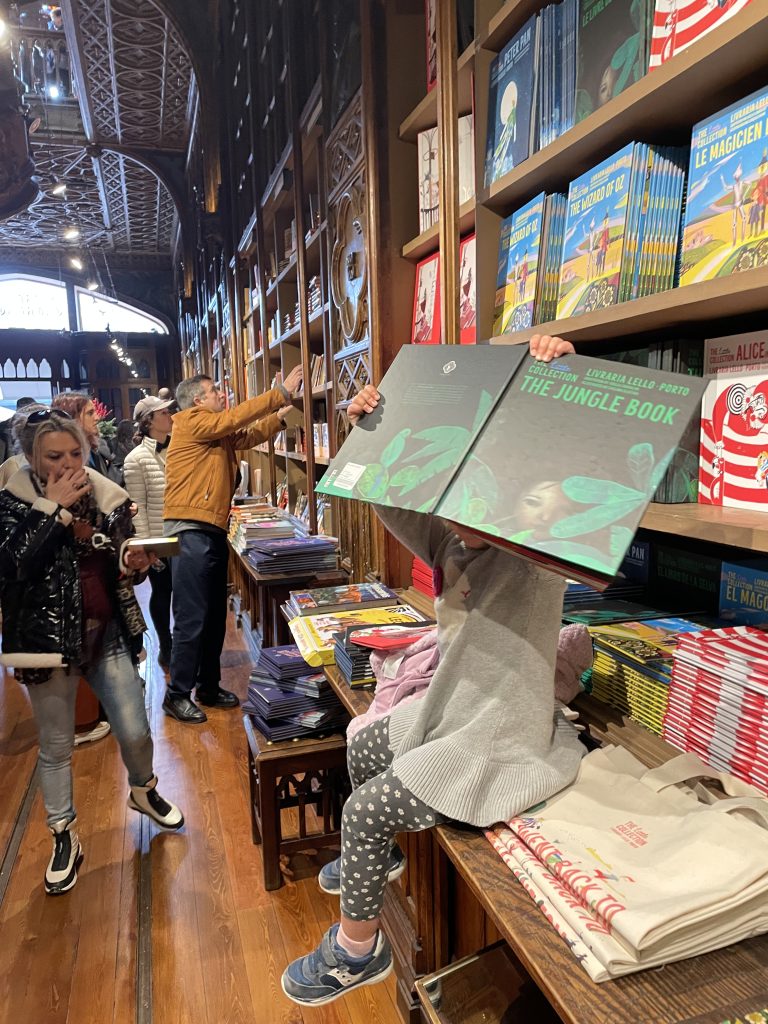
[146,788,173,817]
[51,831,72,871]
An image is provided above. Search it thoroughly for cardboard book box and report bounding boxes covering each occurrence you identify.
[316,345,706,588]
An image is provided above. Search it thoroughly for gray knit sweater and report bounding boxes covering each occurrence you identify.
[377,506,584,828]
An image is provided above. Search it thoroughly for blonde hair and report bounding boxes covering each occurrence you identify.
[20,415,89,478]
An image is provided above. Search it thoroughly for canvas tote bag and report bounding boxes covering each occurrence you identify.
[488,745,768,981]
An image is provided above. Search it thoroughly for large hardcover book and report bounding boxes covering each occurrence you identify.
[286,582,399,617]
[719,560,768,628]
[412,252,441,345]
[458,234,477,344]
[484,16,537,187]
[649,0,754,69]
[493,193,546,334]
[289,603,428,667]
[680,85,768,287]
[316,345,706,587]
[557,143,635,319]
[417,126,440,232]
[575,0,649,123]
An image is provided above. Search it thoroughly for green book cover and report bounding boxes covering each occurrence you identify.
[317,346,706,587]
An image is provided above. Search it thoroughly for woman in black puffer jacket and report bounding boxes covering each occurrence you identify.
[0,410,185,896]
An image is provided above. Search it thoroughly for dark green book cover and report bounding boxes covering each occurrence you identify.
[317,346,706,586]
[575,0,648,124]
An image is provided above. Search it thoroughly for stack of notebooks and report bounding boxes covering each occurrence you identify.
[589,617,704,735]
[289,602,428,668]
[335,622,438,688]
[246,535,339,576]
[334,627,377,686]
[242,644,347,742]
[664,626,768,795]
[230,516,296,553]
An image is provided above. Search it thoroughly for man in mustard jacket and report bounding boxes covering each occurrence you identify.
[162,367,302,723]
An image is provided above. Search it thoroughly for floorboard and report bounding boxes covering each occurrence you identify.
[0,578,406,1023]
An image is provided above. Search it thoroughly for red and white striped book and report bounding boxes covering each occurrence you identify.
[649,0,754,69]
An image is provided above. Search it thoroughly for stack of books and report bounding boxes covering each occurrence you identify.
[284,581,398,618]
[334,626,377,686]
[664,626,768,795]
[230,516,296,553]
[289,602,428,668]
[246,535,339,576]
[589,617,704,735]
[411,557,435,598]
[243,644,347,742]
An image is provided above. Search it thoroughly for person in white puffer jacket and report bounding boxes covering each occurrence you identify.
[123,395,175,669]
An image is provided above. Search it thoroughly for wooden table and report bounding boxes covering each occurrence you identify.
[229,542,346,648]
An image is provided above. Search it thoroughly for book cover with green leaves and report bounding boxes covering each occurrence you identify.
[317,345,706,587]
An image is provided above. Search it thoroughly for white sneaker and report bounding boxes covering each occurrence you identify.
[45,817,83,895]
[74,720,111,746]
[128,775,184,830]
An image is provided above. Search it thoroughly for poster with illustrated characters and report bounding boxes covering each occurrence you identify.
[317,346,706,586]
[680,85,768,286]
[557,144,634,319]
[649,0,754,70]
[699,331,768,509]
[484,16,537,188]
[575,0,650,123]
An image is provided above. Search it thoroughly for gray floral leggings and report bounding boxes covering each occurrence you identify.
[340,715,446,921]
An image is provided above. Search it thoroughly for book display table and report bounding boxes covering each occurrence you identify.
[324,666,768,1023]
[243,714,349,891]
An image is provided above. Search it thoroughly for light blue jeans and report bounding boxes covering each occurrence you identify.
[25,630,154,826]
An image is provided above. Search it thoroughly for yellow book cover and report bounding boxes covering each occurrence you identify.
[288,604,427,668]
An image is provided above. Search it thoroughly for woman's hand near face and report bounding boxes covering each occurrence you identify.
[45,467,91,508]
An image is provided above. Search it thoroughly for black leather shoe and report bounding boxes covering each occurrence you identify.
[162,695,207,724]
[195,687,240,709]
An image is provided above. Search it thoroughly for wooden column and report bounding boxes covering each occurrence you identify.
[436,0,459,345]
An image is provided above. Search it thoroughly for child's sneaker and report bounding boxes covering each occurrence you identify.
[318,843,406,895]
[281,924,392,1006]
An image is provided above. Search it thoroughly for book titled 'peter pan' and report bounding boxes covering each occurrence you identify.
[316,345,706,588]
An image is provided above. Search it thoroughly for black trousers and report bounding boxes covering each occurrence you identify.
[148,558,173,649]
[168,529,229,700]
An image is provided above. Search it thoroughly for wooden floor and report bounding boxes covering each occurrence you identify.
[0,582,403,1024]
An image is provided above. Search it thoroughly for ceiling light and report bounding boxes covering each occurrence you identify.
[51,177,67,196]
[63,226,80,240]
[0,21,6,40]
[86,280,98,291]
[48,85,60,100]
[69,257,83,270]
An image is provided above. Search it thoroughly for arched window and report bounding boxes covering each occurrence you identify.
[75,287,167,334]
[0,275,69,330]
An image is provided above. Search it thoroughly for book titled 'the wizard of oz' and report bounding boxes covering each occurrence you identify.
[316,345,706,588]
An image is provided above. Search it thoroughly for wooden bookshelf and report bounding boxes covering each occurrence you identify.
[641,503,768,554]
[481,0,549,51]
[402,198,476,260]
[488,266,768,346]
[483,2,768,215]
[398,43,475,143]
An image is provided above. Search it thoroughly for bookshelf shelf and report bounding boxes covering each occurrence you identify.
[641,503,768,554]
[311,381,333,399]
[398,43,475,143]
[483,3,768,215]
[489,266,768,347]
[402,199,476,260]
[275,255,298,285]
[481,0,548,51]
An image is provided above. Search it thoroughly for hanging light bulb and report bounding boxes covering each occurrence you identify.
[63,226,80,241]
[86,280,98,291]
[51,177,67,197]
[69,256,83,270]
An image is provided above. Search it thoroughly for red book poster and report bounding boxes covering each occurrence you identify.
[425,0,437,92]
[649,0,753,69]
[459,233,476,344]
[411,252,441,344]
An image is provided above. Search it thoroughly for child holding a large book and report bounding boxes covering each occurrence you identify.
[282,336,583,1007]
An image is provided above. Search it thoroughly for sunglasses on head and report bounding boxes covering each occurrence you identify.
[26,408,74,425]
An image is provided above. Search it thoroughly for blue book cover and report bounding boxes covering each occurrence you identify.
[493,192,546,334]
[719,560,768,628]
[681,85,768,286]
[484,15,537,188]
[557,142,635,319]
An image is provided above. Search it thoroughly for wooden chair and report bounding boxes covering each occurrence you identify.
[243,714,350,890]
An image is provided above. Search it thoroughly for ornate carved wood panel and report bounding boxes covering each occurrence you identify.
[326,88,380,581]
